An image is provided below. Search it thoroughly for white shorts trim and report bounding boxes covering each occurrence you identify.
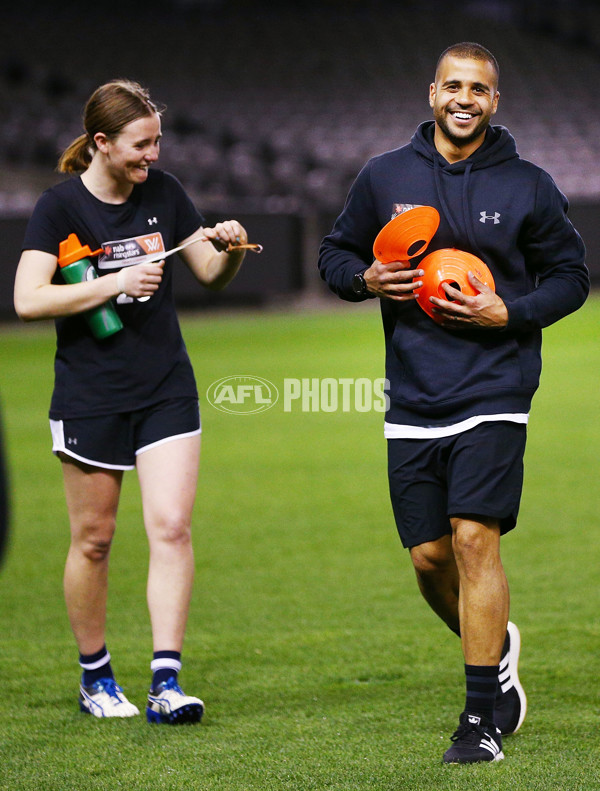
[50,419,136,471]
[384,413,529,440]
[136,427,202,457]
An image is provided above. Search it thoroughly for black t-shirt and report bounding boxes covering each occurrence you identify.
[23,170,205,418]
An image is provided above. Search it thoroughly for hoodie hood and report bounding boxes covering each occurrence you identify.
[411,121,519,172]
[411,121,519,250]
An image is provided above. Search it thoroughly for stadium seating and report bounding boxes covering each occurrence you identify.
[1,0,599,215]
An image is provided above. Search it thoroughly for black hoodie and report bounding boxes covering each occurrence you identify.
[318,122,589,427]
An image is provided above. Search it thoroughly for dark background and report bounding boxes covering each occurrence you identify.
[1,0,598,315]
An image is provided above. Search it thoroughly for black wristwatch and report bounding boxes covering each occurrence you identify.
[352,271,370,297]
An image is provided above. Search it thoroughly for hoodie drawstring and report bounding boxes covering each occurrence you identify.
[433,157,460,242]
[461,162,478,251]
[433,157,478,253]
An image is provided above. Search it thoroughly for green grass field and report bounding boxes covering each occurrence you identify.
[1,297,599,790]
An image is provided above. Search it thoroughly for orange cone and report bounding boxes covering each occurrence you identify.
[373,206,440,264]
[414,248,495,322]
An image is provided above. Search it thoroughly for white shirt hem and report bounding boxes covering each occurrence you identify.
[384,413,529,440]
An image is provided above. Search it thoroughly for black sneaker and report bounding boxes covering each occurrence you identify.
[495,621,527,734]
[443,712,504,764]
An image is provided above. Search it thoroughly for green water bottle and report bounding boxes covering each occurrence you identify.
[58,233,123,339]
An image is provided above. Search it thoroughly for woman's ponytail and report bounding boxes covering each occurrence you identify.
[57,133,93,173]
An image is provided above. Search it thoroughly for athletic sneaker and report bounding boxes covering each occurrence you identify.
[443,712,504,764]
[146,677,204,724]
[494,621,527,734]
[79,677,140,718]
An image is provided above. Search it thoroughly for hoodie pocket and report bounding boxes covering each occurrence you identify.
[389,322,528,409]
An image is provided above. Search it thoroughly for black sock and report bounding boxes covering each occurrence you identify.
[464,664,498,722]
[79,645,114,687]
[151,650,182,690]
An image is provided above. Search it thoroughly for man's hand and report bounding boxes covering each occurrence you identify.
[364,259,424,301]
[429,271,508,328]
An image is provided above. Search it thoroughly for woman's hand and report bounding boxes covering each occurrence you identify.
[201,220,248,252]
[117,260,165,298]
[179,223,248,290]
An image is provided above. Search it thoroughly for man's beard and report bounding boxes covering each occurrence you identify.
[435,110,489,148]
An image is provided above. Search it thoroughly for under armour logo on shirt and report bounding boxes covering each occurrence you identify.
[148,217,158,225]
[479,211,501,224]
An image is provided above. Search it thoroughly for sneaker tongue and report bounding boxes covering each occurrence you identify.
[467,714,481,725]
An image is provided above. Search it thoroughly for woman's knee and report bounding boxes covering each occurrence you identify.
[71,517,116,562]
[148,511,192,547]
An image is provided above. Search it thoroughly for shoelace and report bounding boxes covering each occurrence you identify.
[95,678,123,698]
[159,677,183,694]
[450,721,486,744]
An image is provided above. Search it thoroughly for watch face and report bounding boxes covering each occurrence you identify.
[352,273,365,295]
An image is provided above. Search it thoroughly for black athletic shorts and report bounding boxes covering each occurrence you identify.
[50,397,201,470]
[387,421,527,548]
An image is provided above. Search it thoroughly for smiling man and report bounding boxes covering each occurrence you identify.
[318,42,589,764]
[430,47,499,161]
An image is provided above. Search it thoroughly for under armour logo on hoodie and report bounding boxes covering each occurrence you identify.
[480,211,501,224]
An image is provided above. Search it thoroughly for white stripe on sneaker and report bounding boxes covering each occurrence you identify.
[504,621,527,732]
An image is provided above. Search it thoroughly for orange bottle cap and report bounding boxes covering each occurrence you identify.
[58,233,103,268]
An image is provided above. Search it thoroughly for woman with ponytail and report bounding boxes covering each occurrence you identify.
[14,79,249,724]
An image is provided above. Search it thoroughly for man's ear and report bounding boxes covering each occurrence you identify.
[491,90,500,116]
[428,83,436,109]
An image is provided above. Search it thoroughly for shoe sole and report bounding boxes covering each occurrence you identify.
[79,696,139,718]
[502,621,527,734]
[79,697,101,717]
[146,702,204,725]
[444,751,504,764]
